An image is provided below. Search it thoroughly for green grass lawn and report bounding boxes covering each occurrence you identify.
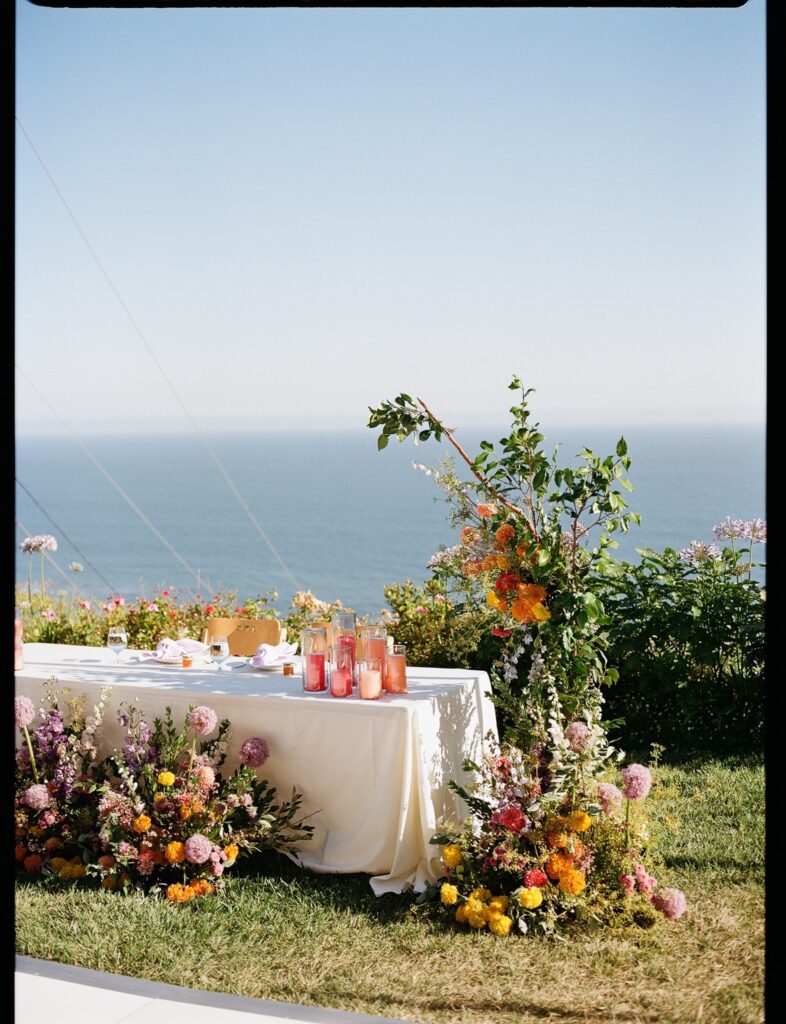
[15,758,764,1024]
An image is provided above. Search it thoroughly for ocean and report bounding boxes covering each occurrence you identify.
[14,425,765,615]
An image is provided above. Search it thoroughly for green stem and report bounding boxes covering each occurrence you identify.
[27,558,32,605]
[188,735,196,775]
[40,553,46,601]
[23,725,39,784]
[624,797,631,851]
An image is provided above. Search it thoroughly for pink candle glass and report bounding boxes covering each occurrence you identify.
[359,657,383,700]
[359,624,387,687]
[14,607,24,672]
[386,644,407,694]
[330,643,354,698]
[330,610,357,685]
[302,627,329,692]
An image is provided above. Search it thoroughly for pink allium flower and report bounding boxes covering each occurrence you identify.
[565,721,591,753]
[620,873,636,893]
[15,696,35,729]
[79,599,91,610]
[187,706,218,736]
[523,868,548,889]
[184,834,213,864]
[621,763,653,800]
[651,887,688,919]
[23,784,51,810]
[239,736,270,768]
[597,782,623,815]
[195,765,216,790]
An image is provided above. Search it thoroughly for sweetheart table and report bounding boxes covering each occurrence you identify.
[15,643,498,895]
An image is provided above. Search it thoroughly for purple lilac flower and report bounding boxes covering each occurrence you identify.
[597,782,624,815]
[15,696,35,730]
[621,764,653,800]
[239,736,269,768]
[24,784,51,810]
[679,541,722,568]
[187,706,218,736]
[651,887,688,919]
[565,721,591,753]
[184,834,213,864]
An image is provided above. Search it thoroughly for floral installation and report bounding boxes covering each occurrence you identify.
[15,686,314,902]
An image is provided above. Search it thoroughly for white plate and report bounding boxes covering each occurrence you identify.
[250,660,298,672]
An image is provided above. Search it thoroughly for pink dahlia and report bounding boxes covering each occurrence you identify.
[565,721,591,753]
[651,887,688,919]
[15,696,35,730]
[597,782,623,815]
[239,736,269,768]
[495,805,526,833]
[187,706,218,736]
[184,834,213,864]
[619,873,636,893]
[195,765,216,790]
[23,784,50,810]
[621,763,652,800]
[523,868,548,889]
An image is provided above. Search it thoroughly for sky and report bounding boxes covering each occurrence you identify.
[15,2,766,435]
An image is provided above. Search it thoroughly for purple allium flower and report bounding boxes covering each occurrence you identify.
[184,834,213,864]
[621,764,653,800]
[24,784,51,810]
[15,696,35,730]
[743,518,767,543]
[565,721,591,753]
[651,887,688,919]
[239,736,269,768]
[679,541,722,568]
[713,517,747,541]
[187,706,218,736]
[597,782,624,815]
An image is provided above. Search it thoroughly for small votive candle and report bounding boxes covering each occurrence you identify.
[359,657,383,700]
[282,662,295,677]
[386,644,407,694]
[181,654,193,668]
[304,653,327,692]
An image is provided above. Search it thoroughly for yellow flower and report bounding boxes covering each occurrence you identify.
[569,811,592,833]
[488,913,513,936]
[469,887,492,903]
[518,887,543,909]
[223,844,239,864]
[132,814,151,833]
[467,911,487,929]
[154,792,166,802]
[165,841,186,864]
[441,844,462,869]
[179,806,192,821]
[157,771,176,787]
[488,895,509,913]
[455,903,469,925]
[465,897,486,917]
[495,554,511,570]
[559,868,586,895]
[49,857,67,871]
[440,883,459,906]
[531,602,551,622]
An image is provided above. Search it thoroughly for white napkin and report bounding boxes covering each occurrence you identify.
[141,637,209,661]
[250,640,298,667]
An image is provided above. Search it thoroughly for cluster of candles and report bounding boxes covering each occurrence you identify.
[301,611,407,699]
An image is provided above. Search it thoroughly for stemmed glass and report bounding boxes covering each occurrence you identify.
[107,626,128,664]
[209,634,230,671]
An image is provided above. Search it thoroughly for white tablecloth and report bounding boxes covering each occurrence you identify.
[15,643,498,895]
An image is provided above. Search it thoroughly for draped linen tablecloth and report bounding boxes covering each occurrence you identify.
[15,643,498,894]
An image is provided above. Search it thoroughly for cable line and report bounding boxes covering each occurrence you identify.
[17,366,201,590]
[15,477,118,593]
[16,116,301,592]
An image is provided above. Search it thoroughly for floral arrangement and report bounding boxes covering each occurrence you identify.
[15,683,313,902]
[425,735,686,936]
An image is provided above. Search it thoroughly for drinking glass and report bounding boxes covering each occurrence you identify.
[209,634,230,671]
[302,627,329,692]
[359,657,383,700]
[386,644,408,694]
[107,626,128,664]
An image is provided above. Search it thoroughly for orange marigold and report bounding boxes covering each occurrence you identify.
[477,503,497,518]
[23,854,44,873]
[495,524,516,547]
[165,841,186,864]
[559,868,586,895]
[518,583,547,602]
[189,878,215,896]
[546,852,573,880]
[546,831,570,850]
[166,883,193,903]
[461,559,481,578]
[191,800,205,815]
[132,814,152,833]
[179,806,192,821]
[510,598,537,623]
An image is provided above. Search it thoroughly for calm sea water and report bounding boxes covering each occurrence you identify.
[14,426,765,615]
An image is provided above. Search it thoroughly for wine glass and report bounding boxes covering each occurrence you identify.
[107,626,128,664]
[209,634,230,671]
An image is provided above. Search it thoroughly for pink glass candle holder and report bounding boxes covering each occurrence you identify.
[14,607,23,672]
[330,643,354,698]
[302,627,329,692]
[359,657,383,700]
[386,644,407,694]
[331,610,357,684]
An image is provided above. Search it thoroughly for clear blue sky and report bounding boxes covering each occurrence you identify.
[15,1,765,434]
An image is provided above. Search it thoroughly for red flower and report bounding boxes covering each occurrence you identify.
[524,868,549,889]
[205,605,214,615]
[168,610,177,618]
[494,572,520,596]
[497,806,526,833]
[490,628,511,638]
[162,590,170,597]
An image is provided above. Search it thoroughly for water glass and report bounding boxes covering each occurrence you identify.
[386,644,407,694]
[209,634,230,670]
[107,626,128,664]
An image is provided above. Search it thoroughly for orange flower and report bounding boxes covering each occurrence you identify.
[510,598,537,623]
[515,542,529,558]
[559,868,586,895]
[481,555,499,572]
[486,591,507,612]
[44,837,61,853]
[15,844,28,862]
[477,503,497,518]
[546,852,573,880]
[460,527,479,546]
[223,844,239,863]
[189,878,215,896]
[132,814,151,833]
[165,841,186,864]
[179,806,192,821]
[101,875,117,890]
[190,800,205,815]
[461,559,481,578]
[518,583,546,602]
[166,883,195,903]
[546,831,570,850]
[495,554,511,570]
[23,854,44,873]
[97,855,116,870]
[495,524,516,547]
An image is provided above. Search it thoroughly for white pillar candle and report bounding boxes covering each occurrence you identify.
[359,667,382,700]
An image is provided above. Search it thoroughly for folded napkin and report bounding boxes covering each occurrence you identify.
[141,637,209,661]
[250,640,298,667]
